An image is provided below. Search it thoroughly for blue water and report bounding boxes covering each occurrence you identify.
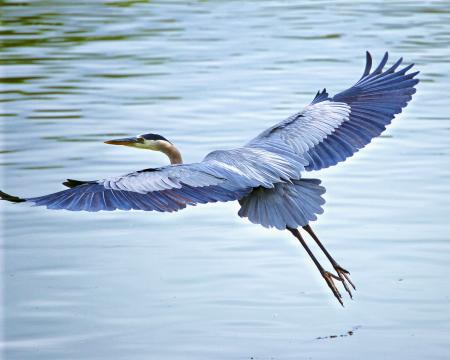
[1,1,450,359]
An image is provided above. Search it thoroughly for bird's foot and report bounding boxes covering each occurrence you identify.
[321,271,344,306]
[321,265,355,305]
[332,264,356,299]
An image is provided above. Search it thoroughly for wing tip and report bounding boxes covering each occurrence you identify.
[359,51,417,84]
[361,51,373,78]
[311,88,329,104]
[0,190,26,203]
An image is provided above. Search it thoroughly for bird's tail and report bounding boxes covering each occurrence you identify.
[238,178,326,230]
[0,190,26,203]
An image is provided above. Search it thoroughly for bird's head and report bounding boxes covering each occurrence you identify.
[105,133,172,150]
[105,133,183,164]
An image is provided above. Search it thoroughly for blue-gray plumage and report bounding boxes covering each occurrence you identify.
[0,52,419,305]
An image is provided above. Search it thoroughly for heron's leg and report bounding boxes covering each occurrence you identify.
[287,227,344,306]
[303,224,356,297]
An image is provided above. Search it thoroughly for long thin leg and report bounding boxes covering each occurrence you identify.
[303,225,356,296]
[287,227,344,306]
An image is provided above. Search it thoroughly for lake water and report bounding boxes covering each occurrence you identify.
[1,1,450,359]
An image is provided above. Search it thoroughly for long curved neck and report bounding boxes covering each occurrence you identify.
[159,142,183,164]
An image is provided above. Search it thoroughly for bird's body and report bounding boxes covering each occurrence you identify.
[1,52,419,305]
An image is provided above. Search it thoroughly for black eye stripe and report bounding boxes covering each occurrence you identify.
[139,133,171,143]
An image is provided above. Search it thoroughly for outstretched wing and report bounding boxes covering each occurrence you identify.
[304,52,419,170]
[24,146,307,212]
[247,52,419,171]
[28,164,241,212]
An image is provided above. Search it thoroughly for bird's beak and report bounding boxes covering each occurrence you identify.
[104,137,140,146]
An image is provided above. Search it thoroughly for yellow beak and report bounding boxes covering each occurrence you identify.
[104,137,140,146]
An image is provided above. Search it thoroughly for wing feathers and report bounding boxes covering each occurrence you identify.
[360,51,373,79]
[26,145,301,212]
[305,52,418,171]
[248,101,351,160]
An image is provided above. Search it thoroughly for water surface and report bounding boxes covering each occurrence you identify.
[1,1,450,359]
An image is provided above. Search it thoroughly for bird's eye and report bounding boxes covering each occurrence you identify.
[136,138,145,143]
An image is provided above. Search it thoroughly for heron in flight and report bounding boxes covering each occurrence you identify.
[1,52,418,305]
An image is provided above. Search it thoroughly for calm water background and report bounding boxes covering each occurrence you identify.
[1,1,450,359]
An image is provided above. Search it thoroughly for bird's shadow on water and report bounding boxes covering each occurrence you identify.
[315,325,361,340]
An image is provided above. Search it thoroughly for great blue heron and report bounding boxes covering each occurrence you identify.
[1,52,418,305]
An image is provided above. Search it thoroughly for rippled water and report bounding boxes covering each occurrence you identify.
[1,1,450,359]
